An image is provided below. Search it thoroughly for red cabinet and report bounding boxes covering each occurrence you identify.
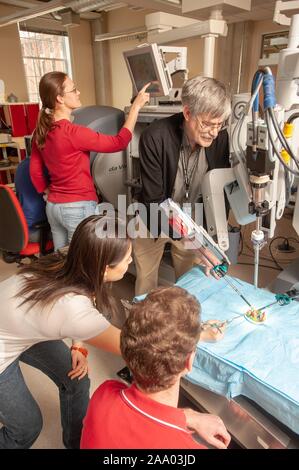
[1,103,39,137]
[26,104,39,134]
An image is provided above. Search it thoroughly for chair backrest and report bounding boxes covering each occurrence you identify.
[0,184,29,252]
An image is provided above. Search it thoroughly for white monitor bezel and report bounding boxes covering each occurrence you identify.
[123,43,172,97]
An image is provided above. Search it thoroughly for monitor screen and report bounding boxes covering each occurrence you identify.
[123,44,172,97]
[127,53,161,94]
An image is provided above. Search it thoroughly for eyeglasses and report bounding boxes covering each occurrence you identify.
[196,117,226,132]
[64,87,78,94]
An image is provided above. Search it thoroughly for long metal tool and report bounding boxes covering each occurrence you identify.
[202,313,246,332]
[258,300,279,311]
[160,199,255,310]
[258,291,299,311]
[212,263,254,309]
[224,276,254,308]
[222,276,254,309]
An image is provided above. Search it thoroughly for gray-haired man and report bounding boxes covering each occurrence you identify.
[133,76,232,295]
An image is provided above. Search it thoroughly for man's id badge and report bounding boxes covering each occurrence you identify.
[182,202,192,219]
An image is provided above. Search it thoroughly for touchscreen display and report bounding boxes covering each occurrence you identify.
[127,53,161,93]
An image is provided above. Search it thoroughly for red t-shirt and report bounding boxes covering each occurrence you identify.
[30,120,132,203]
[80,380,206,449]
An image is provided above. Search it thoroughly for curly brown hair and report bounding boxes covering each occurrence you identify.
[120,286,201,393]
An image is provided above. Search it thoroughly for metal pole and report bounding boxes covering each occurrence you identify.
[203,34,216,77]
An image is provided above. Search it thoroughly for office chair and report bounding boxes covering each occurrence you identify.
[0,184,53,264]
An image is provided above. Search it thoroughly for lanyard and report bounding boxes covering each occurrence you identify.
[181,145,200,200]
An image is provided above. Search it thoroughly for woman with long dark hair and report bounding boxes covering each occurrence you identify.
[0,215,132,449]
[30,71,149,250]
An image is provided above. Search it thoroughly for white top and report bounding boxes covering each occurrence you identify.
[0,275,110,374]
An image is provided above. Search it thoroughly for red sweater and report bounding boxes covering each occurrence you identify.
[80,380,206,449]
[30,119,132,203]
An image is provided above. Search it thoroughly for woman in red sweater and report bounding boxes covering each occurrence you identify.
[30,71,149,250]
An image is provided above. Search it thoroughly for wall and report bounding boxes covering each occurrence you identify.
[247,19,287,83]
[68,21,96,106]
[0,4,28,102]
[0,3,96,106]
[107,7,152,111]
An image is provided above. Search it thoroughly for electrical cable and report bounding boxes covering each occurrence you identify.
[268,236,290,270]
[240,225,299,263]
[232,71,264,168]
[232,113,247,165]
[236,114,247,162]
[231,68,299,279]
[287,112,299,124]
[268,107,296,162]
[250,71,264,111]
[260,68,299,173]
[268,127,299,176]
[265,111,299,176]
[268,107,299,170]
[232,72,263,157]
[267,129,277,163]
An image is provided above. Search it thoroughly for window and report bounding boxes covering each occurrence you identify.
[19,28,72,103]
[260,31,289,64]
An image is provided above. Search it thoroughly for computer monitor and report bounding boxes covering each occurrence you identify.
[123,43,172,97]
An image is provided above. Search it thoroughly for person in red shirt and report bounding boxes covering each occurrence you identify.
[80,286,231,449]
[30,71,150,250]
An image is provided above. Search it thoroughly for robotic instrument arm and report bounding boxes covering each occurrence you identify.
[202,0,299,288]
[155,45,188,103]
[158,45,188,77]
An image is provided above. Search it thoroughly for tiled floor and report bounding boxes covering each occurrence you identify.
[0,211,298,448]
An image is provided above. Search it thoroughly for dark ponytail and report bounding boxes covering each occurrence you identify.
[34,71,67,149]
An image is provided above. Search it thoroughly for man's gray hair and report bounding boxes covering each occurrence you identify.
[182,76,231,120]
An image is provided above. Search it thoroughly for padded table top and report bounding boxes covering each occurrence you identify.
[176,267,299,435]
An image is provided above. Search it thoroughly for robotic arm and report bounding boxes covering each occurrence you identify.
[160,198,254,309]
[202,1,299,287]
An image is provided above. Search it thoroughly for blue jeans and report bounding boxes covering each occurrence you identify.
[0,340,90,449]
[46,201,97,250]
